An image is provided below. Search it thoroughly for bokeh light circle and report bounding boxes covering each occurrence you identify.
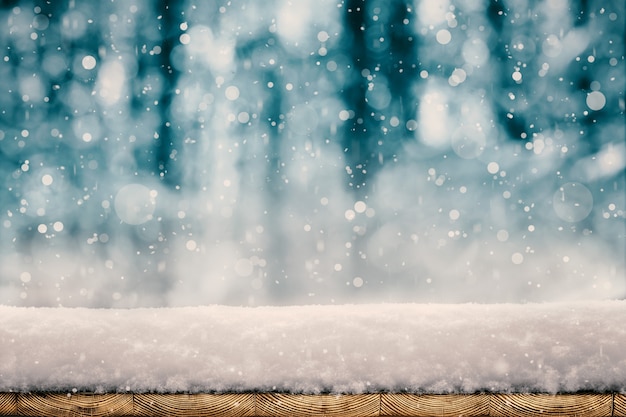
[552,182,593,222]
[114,184,156,225]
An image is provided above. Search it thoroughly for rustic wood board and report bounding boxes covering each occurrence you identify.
[0,393,17,416]
[0,392,623,416]
[17,393,133,417]
[256,393,380,417]
[490,393,613,417]
[614,394,626,417]
[381,393,489,417]
[133,393,255,417]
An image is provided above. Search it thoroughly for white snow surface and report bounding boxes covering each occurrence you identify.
[1,302,625,394]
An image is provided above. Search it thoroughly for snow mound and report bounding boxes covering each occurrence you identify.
[1,302,625,394]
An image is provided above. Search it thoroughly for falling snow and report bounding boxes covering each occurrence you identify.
[0,0,623,309]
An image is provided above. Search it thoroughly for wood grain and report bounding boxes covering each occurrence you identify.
[0,392,623,416]
[614,394,626,417]
[0,393,17,416]
[17,393,133,417]
[133,393,255,417]
[490,393,613,417]
[381,393,489,417]
[256,393,380,417]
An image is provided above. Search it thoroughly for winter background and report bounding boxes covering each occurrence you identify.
[0,0,624,308]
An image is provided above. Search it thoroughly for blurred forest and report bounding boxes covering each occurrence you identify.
[0,0,624,307]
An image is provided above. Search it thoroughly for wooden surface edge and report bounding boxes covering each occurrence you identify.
[16,393,133,417]
[381,393,489,416]
[0,393,17,416]
[0,392,622,416]
[256,393,380,417]
[489,393,613,417]
[614,393,626,417]
[134,393,255,417]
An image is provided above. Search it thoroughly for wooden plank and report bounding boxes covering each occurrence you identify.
[0,392,17,416]
[256,393,380,417]
[380,393,488,417]
[16,393,133,417]
[614,394,626,417]
[2,392,624,416]
[133,393,255,417]
[490,393,613,417]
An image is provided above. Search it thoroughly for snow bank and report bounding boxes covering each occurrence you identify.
[1,302,625,394]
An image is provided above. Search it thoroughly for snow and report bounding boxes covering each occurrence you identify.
[1,302,625,394]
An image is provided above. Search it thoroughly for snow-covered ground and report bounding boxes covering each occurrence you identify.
[1,302,625,394]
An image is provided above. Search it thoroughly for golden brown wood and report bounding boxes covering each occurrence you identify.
[490,393,612,417]
[0,392,17,416]
[133,393,255,417]
[1,392,624,416]
[614,394,626,417]
[380,393,488,417]
[16,393,133,417]
[256,393,380,417]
